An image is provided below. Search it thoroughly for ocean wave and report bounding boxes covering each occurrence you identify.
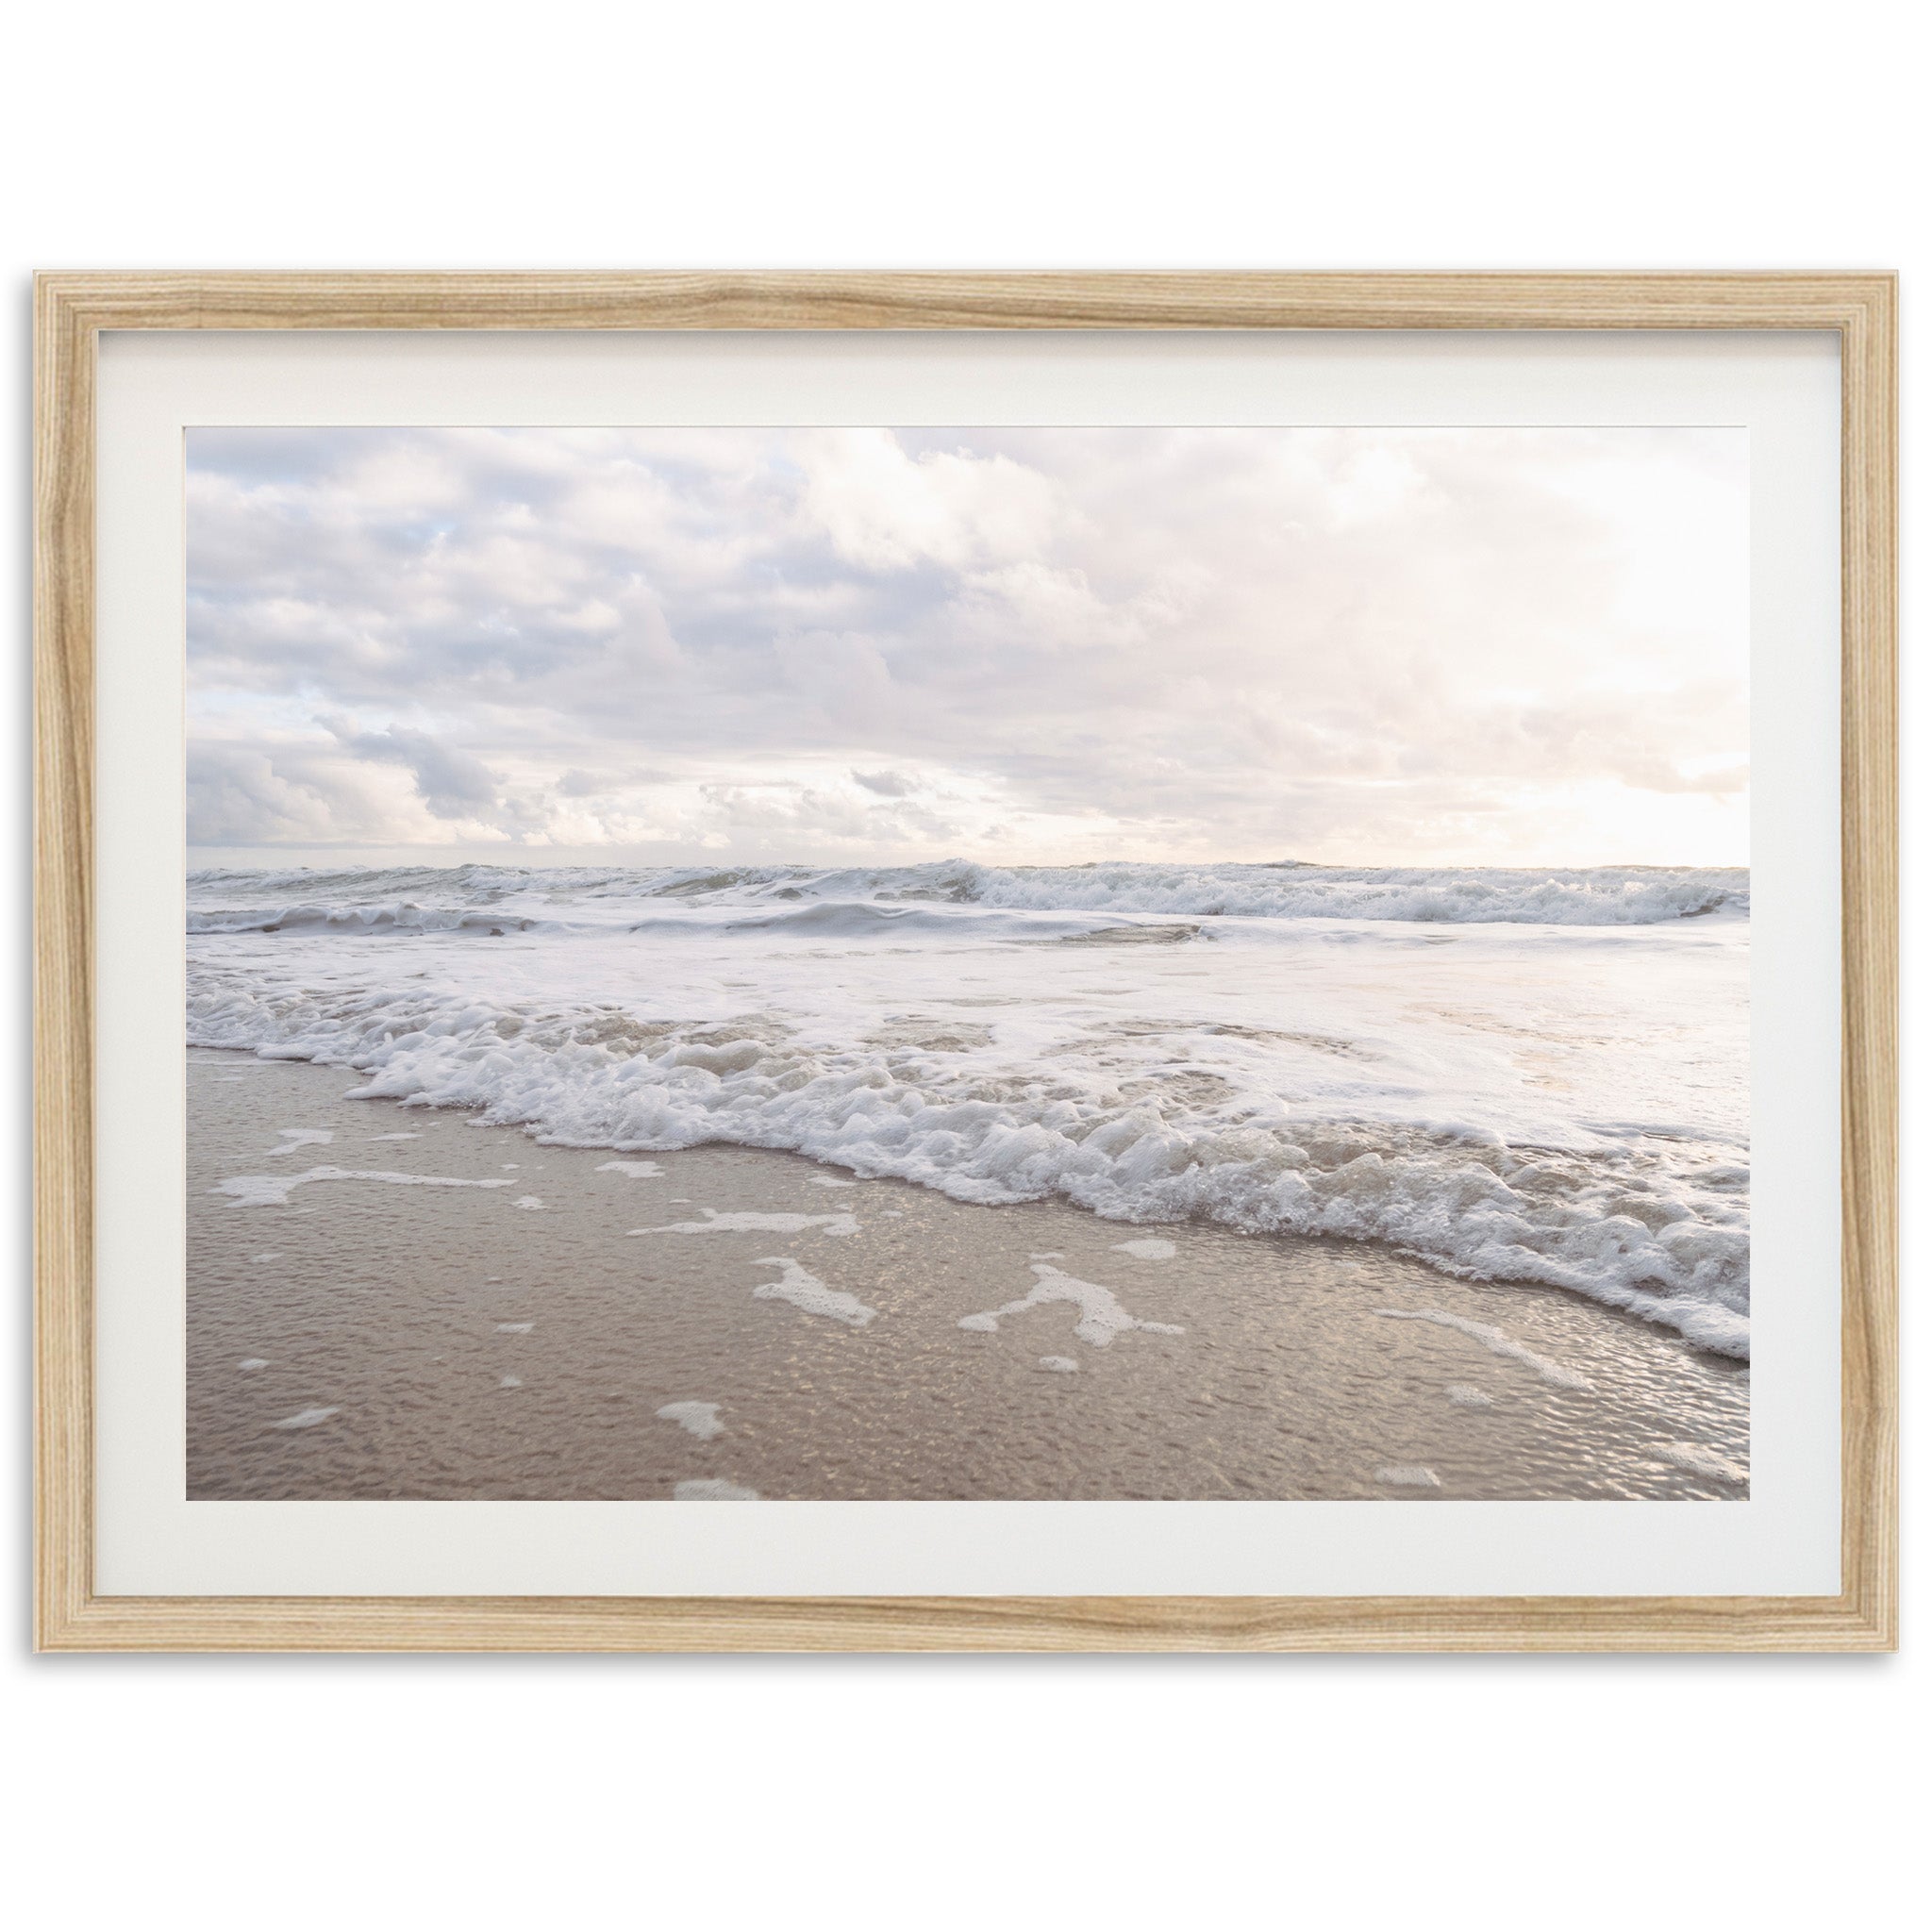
[694,901,1162,943]
[187,896,1182,946]
[188,904,552,937]
[185,974,1751,1357]
[964,861,1747,925]
[187,858,1749,931]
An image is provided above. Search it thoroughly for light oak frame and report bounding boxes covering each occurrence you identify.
[33,273,1898,1651]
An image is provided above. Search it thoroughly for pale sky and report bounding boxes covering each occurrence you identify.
[186,425,1749,868]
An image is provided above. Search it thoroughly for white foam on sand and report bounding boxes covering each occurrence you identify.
[1446,1384,1495,1408]
[675,1479,760,1500]
[1375,1465,1441,1487]
[499,1374,523,1390]
[1376,1307,1595,1391]
[657,1400,725,1439]
[238,1357,269,1371]
[1653,1441,1748,1484]
[270,1406,339,1429]
[752,1257,876,1327]
[958,1262,1184,1348]
[634,1209,861,1238]
[367,1131,422,1141]
[213,1168,516,1208]
[495,1322,534,1334]
[1039,1356,1079,1374]
[252,1252,283,1263]
[597,1159,665,1177]
[512,1196,545,1209]
[266,1127,335,1156]
[1111,1238,1177,1260]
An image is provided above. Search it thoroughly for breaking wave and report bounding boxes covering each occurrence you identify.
[189,994,1752,1359]
[188,858,1748,930]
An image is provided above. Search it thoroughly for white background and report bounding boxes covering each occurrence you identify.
[3,4,1921,1928]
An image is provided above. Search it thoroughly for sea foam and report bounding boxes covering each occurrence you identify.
[958,1262,1184,1348]
[751,1257,876,1327]
[187,858,1753,1356]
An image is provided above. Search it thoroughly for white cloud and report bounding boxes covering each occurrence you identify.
[799,428,1061,571]
[323,720,501,820]
[186,425,1749,865]
[851,769,917,798]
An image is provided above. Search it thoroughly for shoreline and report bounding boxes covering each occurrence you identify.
[188,1045,1749,1502]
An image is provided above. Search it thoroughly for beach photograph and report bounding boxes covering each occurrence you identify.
[184,424,1751,1502]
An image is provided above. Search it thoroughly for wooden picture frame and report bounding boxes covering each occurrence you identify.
[34,272,1898,1652]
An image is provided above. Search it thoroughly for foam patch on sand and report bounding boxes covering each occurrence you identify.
[499,1374,523,1389]
[513,1196,545,1209]
[238,1357,269,1371]
[1446,1384,1495,1408]
[368,1132,422,1141]
[752,1257,876,1327]
[252,1252,283,1263]
[1375,1465,1441,1487]
[270,1406,339,1429]
[1653,1441,1748,1484]
[1375,1307,1595,1391]
[675,1478,760,1500]
[958,1262,1184,1348]
[213,1168,516,1208]
[1111,1238,1177,1260]
[1039,1356,1078,1374]
[495,1322,534,1334]
[635,1209,861,1238]
[267,1128,335,1156]
[597,1159,665,1177]
[657,1400,725,1439]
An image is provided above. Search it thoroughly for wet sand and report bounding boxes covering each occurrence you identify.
[187,1046,1749,1501]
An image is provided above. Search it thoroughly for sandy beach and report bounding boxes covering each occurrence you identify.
[188,1045,1749,1502]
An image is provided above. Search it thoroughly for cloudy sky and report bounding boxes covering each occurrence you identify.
[186,425,1748,868]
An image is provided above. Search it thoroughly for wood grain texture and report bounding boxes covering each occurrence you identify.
[34,274,97,1658]
[1835,278,1900,1654]
[32,273,1899,1653]
[24,1589,1905,1654]
[19,270,1907,336]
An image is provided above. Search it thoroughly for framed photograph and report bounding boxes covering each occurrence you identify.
[34,274,1896,1651]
